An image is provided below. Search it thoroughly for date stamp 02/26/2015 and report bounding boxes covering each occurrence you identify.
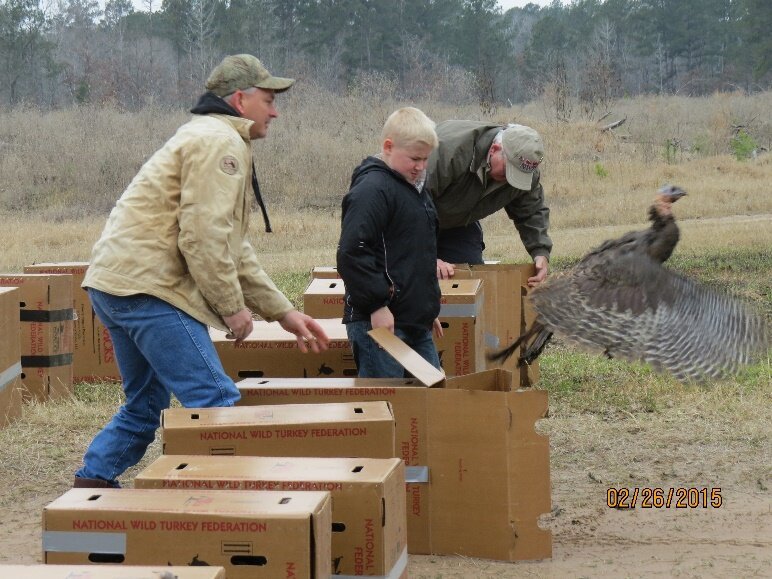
[607,487,723,509]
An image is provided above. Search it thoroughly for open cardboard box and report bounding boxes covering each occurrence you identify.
[235,327,551,561]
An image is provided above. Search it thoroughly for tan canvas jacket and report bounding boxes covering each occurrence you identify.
[83,114,293,331]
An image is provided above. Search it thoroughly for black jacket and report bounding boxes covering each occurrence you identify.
[337,156,441,330]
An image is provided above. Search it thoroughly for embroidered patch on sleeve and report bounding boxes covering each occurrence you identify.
[220,155,239,175]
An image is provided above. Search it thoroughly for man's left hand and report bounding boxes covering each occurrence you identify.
[527,256,549,287]
[278,310,330,353]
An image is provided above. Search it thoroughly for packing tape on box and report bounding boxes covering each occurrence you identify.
[20,308,76,322]
[43,531,127,553]
[439,303,479,317]
[0,362,22,393]
[337,546,408,579]
[21,353,74,368]
[405,466,429,483]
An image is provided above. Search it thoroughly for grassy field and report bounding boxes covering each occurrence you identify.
[0,90,770,575]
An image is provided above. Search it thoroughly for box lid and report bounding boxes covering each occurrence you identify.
[163,400,393,428]
[367,327,445,387]
[138,455,403,484]
[45,488,329,518]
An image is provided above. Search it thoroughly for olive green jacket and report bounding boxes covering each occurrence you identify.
[83,114,293,331]
[426,120,552,260]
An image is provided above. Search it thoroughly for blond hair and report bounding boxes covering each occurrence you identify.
[381,107,438,149]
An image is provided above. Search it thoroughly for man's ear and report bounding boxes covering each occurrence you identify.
[230,90,246,115]
[489,142,502,155]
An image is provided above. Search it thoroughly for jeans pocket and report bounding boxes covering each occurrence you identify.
[93,290,152,314]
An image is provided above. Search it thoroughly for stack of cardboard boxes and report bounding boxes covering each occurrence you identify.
[0,274,74,402]
[6,260,550,576]
[23,263,120,382]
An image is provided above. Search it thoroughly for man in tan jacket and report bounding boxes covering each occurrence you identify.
[74,54,329,488]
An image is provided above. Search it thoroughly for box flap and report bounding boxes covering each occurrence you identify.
[367,328,445,387]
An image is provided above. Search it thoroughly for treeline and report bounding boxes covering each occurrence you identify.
[1,0,770,111]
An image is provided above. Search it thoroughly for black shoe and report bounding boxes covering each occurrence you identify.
[73,476,119,489]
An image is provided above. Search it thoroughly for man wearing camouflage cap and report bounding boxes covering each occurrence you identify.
[425,121,552,286]
[74,55,329,489]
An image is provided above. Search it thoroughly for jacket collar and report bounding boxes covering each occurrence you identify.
[190,91,253,141]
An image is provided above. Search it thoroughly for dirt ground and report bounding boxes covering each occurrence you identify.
[1,401,769,578]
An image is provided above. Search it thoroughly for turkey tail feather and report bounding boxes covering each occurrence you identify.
[488,321,552,366]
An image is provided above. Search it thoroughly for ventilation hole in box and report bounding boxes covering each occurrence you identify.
[88,553,124,563]
[175,463,188,470]
[382,497,387,526]
[279,497,292,504]
[354,407,363,414]
[191,413,199,419]
[231,555,267,566]
[19,301,26,307]
[351,466,364,473]
[21,372,26,379]
[329,282,338,288]
[452,283,459,288]
[238,370,265,378]
[87,495,101,501]
[332,522,346,533]
[258,380,269,384]
[441,322,449,328]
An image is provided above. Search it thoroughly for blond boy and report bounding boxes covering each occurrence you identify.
[337,107,443,377]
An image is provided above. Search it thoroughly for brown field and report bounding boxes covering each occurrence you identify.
[0,90,770,577]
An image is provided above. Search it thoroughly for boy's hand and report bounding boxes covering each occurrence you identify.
[433,318,444,338]
[278,310,330,354]
[436,259,455,279]
[371,306,394,333]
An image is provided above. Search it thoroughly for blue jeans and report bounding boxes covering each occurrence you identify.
[346,321,441,378]
[76,289,240,486]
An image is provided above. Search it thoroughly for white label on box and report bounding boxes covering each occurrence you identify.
[43,531,127,553]
[405,466,430,483]
[0,362,22,392]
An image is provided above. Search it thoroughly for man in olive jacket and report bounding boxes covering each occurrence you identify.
[74,55,329,488]
[426,121,552,286]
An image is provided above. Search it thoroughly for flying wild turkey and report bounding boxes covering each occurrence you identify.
[489,185,769,382]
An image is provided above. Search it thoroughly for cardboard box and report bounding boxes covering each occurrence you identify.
[235,328,552,561]
[302,278,345,318]
[311,266,341,279]
[0,565,226,578]
[162,401,396,459]
[23,263,120,383]
[43,488,331,578]
[435,278,484,377]
[0,287,23,428]
[454,263,539,386]
[300,277,484,377]
[0,274,74,402]
[211,318,356,380]
[136,455,407,578]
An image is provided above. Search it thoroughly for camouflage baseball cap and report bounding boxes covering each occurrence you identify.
[205,54,295,96]
[501,124,545,190]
